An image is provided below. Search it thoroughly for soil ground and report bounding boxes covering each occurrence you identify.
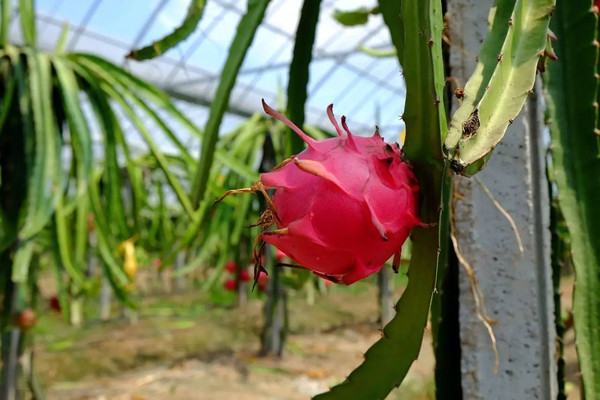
[36,283,434,400]
[33,276,580,400]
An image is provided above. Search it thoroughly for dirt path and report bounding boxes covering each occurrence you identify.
[39,277,581,400]
[46,326,434,400]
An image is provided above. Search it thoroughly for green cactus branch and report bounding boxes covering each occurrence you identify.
[191,0,270,208]
[313,0,448,397]
[287,0,322,155]
[126,0,205,61]
[542,0,600,398]
[445,0,555,176]
[377,0,404,66]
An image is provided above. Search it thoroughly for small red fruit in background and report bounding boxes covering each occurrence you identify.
[49,295,61,312]
[152,258,162,268]
[240,270,251,282]
[223,279,237,291]
[13,308,36,329]
[224,260,237,273]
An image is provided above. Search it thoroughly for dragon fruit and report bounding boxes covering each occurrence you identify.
[218,100,421,285]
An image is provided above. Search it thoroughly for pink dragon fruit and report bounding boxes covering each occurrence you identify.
[219,100,421,285]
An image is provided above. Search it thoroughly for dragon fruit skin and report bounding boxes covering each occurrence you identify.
[258,101,421,285]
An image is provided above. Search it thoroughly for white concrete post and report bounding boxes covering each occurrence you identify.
[446,0,557,398]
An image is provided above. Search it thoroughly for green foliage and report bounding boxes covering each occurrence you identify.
[173,115,266,280]
[542,0,600,397]
[332,6,379,27]
[444,0,555,176]
[358,46,397,58]
[287,0,322,155]
[313,0,448,398]
[19,0,36,46]
[377,0,404,65]
[0,12,206,308]
[126,0,206,61]
[190,0,270,207]
[0,0,10,46]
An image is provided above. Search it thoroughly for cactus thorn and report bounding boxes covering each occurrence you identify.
[594,40,600,48]
[455,88,465,99]
[508,119,514,125]
[594,102,599,109]
[497,53,503,62]
[428,37,434,47]
[594,128,600,136]
[434,97,441,107]
[508,18,513,26]
[528,88,535,95]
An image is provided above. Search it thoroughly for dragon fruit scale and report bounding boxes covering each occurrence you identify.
[218,100,422,285]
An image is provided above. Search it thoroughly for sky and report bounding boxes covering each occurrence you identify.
[28,0,406,151]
